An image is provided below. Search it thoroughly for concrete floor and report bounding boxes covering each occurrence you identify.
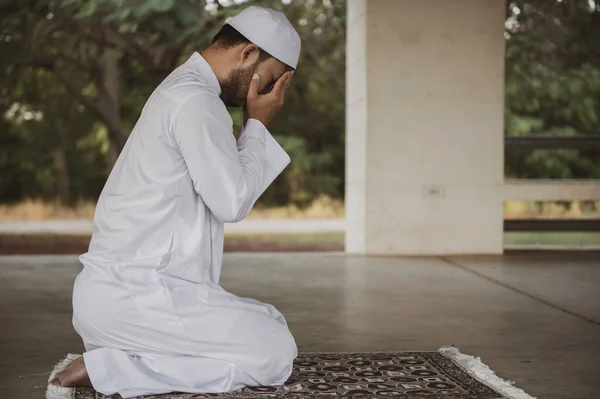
[1,252,599,398]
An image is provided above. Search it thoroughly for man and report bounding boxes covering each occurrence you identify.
[49,6,301,398]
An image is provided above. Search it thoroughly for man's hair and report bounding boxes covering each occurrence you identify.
[211,24,272,63]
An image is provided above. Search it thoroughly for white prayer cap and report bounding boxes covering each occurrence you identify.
[227,6,301,69]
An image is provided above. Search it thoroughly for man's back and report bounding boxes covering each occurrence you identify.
[81,53,229,284]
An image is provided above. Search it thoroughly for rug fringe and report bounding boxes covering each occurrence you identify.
[45,353,81,399]
[438,346,536,399]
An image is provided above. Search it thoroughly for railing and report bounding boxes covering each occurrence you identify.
[504,135,600,149]
[504,219,600,231]
[504,135,600,232]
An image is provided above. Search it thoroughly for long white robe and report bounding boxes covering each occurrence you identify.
[72,52,296,398]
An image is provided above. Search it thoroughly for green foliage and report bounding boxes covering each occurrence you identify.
[1,0,346,207]
[505,0,600,179]
[0,68,108,204]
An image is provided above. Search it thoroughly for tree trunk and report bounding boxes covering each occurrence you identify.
[101,33,123,165]
[54,117,70,205]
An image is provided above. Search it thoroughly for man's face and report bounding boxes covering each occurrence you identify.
[220,56,289,108]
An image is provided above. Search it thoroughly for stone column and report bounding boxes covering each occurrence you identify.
[345,0,506,255]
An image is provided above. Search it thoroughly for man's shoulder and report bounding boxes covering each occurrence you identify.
[156,63,221,105]
[158,80,219,108]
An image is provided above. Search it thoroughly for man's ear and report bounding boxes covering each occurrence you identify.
[240,43,259,65]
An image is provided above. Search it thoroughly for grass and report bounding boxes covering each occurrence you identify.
[248,196,345,220]
[0,199,97,221]
[504,200,600,220]
[504,232,600,246]
[226,231,344,243]
[0,196,345,221]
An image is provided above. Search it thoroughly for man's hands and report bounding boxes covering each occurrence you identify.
[246,71,293,127]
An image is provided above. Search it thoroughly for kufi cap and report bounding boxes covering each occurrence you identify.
[227,6,301,69]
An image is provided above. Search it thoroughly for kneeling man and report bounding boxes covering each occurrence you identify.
[51,6,301,398]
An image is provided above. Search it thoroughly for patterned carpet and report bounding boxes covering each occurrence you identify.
[67,350,511,399]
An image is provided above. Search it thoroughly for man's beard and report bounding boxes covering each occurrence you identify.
[220,61,260,108]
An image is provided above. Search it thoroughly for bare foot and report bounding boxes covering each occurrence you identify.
[50,357,92,388]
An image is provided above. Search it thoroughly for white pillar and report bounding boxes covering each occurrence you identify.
[345,0,506,255]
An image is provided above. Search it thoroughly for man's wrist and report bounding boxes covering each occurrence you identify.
[247,116,268,127]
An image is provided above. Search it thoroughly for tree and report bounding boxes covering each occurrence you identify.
[0,0,347,206]
[1,0,225,161]
[505,0,600,179]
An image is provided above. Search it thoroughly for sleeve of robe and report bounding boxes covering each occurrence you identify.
[171,91,291,223]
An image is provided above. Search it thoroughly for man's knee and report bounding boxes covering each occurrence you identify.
[274,329,297,363]
[258,329,297,383]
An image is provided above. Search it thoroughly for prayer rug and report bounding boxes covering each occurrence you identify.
[46,347,535,399]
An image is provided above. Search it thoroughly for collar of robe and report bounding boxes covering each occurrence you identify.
[188,52,223,97]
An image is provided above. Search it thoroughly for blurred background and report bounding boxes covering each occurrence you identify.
[0,0,599,253]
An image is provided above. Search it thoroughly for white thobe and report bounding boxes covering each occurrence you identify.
[71,52,296,398]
